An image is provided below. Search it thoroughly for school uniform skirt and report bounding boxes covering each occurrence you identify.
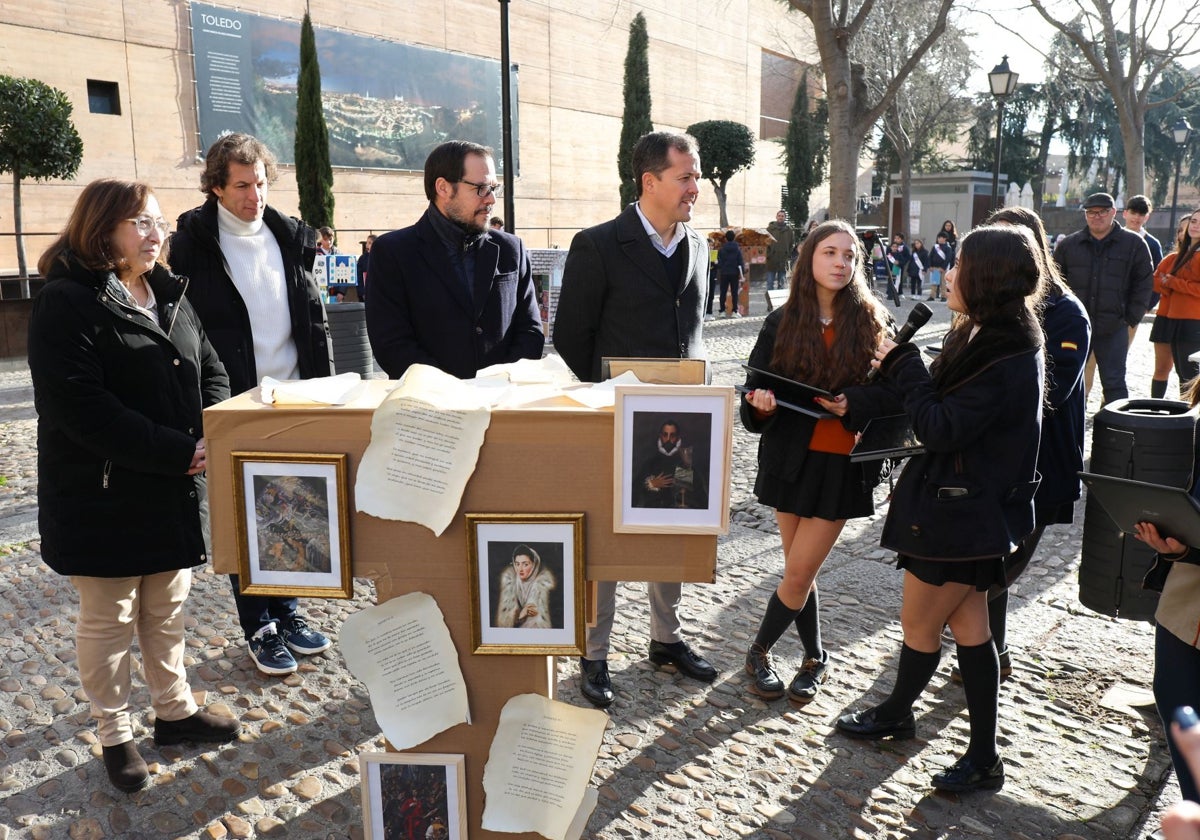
[755,450,877,522]
[896,554,1007,592]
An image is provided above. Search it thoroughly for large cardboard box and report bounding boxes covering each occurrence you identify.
[203,383,718,838]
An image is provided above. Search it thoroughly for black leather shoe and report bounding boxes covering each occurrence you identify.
[579,658,614,708]
[787,650,830,705]
[835,707,916,740]
[102,740,150,793]
[154,710,242,746]
[744,644,784,699]
[931,754,1005,792]
[649,640,717,683]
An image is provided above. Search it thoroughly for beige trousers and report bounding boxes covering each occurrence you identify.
[70,569,198,746]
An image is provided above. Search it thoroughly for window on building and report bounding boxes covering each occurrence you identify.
[759,51,809,142]
[87,80,121,115]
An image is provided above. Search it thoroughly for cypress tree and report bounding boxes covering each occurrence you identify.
[295,12,334,228]
[782,71,828,225]
[618,12,653,209]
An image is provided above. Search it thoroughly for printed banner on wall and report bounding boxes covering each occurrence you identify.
[189,3,518,172]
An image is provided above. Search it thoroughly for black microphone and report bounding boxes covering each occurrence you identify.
[866,302,933,381]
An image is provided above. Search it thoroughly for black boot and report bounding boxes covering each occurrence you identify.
[103,740,150,792]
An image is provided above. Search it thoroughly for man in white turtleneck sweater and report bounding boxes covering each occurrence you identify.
[170,133,335,678]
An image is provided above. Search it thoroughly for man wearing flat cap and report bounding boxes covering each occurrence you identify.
[1053,192,1153,405]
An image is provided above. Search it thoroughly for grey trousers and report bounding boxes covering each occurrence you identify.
[585,580,683,660]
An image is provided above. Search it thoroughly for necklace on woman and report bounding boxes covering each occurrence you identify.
[819,315,833,327]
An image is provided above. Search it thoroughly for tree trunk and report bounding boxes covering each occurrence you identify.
[898,150,914,237]
[13,171,27,280]
[714,183,729,228]
[1116,91,1146,197]
[1033,114,1057,215]
[824,60,861,223]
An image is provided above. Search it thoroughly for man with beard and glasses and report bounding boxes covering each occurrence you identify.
[365,140,543,379]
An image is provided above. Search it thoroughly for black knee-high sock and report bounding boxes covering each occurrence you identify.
[1151,378,1169,399]
[988,589,1008,654]
[752,591,802,653]
[874,644,941,720]
[793,589,823,660]
[957,640,1000,764]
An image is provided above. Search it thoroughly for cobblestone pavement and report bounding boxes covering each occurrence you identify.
[0,287,1184,839]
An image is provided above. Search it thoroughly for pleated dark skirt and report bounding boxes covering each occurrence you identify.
[755,450,876,521]
[1149,314,1174,343]
[897,554,1007,592]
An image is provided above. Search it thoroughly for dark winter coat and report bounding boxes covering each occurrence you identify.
[553,204,707,383]
[365,207,544,379]
[717,240,745,277]
[1034,286,1091,522]
[927,241,955,270]
[907,246,929,279]
[169,200,334,395]
[1053,222,1153,337]
[29,255,230,576]
[844,320,1045,561]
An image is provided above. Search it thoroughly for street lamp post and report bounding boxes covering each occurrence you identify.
[988,56,1019,211]
[1169,118,1193,239]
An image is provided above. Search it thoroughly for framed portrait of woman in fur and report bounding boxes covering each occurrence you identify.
[465,513,585,655]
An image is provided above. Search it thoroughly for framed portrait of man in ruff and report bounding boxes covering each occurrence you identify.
[613,385,734,535]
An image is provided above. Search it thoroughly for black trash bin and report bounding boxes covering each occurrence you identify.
[325,302,378,377]
[1079,398,1198,621]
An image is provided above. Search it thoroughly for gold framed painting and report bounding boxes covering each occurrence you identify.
[465,513,585,655]
[360,752,467,840]
[231,452,354,599]
[613,384,734,535]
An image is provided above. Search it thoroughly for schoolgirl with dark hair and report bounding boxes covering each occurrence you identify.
[739,220,890,705]
[833,225,1046,793]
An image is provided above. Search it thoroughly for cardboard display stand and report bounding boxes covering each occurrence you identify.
[204,382,717,839]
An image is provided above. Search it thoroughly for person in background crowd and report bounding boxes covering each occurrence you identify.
[705,243,720,320]
[835,225,1047,794]
[717,229,745,318]
[1150,215,1194,398]
[489,216,505,231]
[318,226,336,255]
[1151,210,1200,391]
[365,140,543,379]
[765,210,795,292]
[1054,192,1154,405]
[553,130,715,708]
[926,231,954,301]
[740,220,889,706]
[939,219,959,250]
[907,237,928,300]
[885,235,908,307]
[30,178,241,793]
[170,133,336,678]
[1122,195,1163,378]
[356,233,375,303]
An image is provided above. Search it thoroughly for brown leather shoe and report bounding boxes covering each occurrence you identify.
[154,709,242,746]
[102,740,150,792]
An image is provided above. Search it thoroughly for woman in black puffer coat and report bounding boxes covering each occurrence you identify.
[29,179,239,794]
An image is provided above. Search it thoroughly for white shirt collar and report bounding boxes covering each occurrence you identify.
[634,202,683,257]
